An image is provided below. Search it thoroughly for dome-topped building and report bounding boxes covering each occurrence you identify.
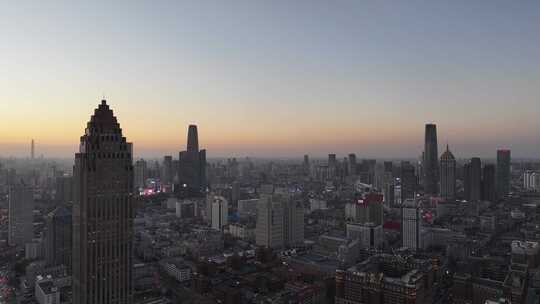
[440,144,456,200]
[440,144,455,161]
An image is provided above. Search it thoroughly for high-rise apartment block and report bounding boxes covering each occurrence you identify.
[255,196,284,248]
[282,200,304,247]
[402,199,421,251]
[211,196,229,231]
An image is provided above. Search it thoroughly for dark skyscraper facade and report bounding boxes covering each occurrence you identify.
[400,161,416,201]
[463,162,471,200]
[465,157,482,202]
[423,124,439,195]
[348,153,357,176]
[303,155,310,175]
[179,125,207,195]
[8,184,34,248]
[45,206,72,268]
[72,100,133,304]
[328,154,337,167]
[162,155,173,184]
[497,149,511,198]
[482,164,496,202]
[384,161,393,174]
[440,145,456,200]
[187,124,199,152]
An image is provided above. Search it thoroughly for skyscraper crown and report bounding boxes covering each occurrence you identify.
[79,99,129,154]
[187,124,199,153]
[440,145,455,160]
[85,100,122,135]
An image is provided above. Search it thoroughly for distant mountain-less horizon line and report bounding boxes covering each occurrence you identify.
[2,155,540,163]
[0,100,535,160]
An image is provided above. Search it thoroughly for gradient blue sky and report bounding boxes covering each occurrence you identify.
[1,1,539,158]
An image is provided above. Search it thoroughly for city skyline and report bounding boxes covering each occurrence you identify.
[1,1,539,158]
[3,3,540,304]
[0,110,531,160]
[0,127,532,160]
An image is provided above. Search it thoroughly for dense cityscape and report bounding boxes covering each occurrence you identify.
[2,2,540,304]
[0,99,538,304]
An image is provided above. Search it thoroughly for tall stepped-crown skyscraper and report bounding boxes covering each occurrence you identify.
[72,100,133,304]
[439,145,456,200]
[423,124,439,195]
[178,125,207,195]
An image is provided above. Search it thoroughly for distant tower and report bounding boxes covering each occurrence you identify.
[439,145,456,200]
[482,164,496,202]
[162,156,173,184]
[211,196,229,231]
[423,124,439,195]
[134,159,148,191]
[72,100,133,304]
[497,149,511,198]
[178,125,207,194]
[31,139,35,160]
[348,153,357,176]
[282,199,305,247]
[328,154,337,166]
[327,154,336,176]
[400,161,417,201]
[187,124,199,153]
[464,158,482,201]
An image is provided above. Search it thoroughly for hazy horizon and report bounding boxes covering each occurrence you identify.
[1,1,539,158]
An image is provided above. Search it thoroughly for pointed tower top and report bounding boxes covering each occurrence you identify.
[86,99,120,134]
[440,143,455,160]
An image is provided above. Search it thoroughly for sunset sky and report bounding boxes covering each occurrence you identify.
[1,1,539,159]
